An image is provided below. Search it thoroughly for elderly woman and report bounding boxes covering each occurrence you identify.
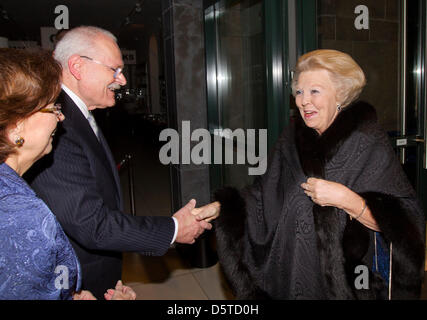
[214,49,425,299]
[0,48,135,300]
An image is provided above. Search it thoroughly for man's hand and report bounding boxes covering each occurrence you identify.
[173,199,212,244]
[191,201,220,222]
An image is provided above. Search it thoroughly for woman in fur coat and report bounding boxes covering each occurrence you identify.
[214,49,425,299]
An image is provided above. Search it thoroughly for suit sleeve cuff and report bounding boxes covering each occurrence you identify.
[171,217,178,244]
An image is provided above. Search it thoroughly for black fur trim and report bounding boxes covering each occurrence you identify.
[342,217,372,298]
[360,192,425,299]
[214,187,270,299]
[295,100,377,177]
[295,101,378,299]
[312,205,355,299]
[214,187,247,242]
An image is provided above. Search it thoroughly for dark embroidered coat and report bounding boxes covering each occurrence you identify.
[215,101,425,299]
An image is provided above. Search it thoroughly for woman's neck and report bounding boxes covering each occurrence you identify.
[5,156,30,176]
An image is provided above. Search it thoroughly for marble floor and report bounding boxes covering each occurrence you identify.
[104,113,427,300]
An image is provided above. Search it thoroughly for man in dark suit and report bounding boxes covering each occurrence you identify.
[27,26,217,299]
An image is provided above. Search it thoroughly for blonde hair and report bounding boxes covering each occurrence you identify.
[291,49,366,108]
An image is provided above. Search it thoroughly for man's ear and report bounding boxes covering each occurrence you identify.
[68,54,83,80]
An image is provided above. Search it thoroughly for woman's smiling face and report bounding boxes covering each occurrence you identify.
[294,69,340,135]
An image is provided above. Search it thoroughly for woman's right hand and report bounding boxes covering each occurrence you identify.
[301,177,346,208]
[104,280,136,300]
[73,290,97,300]
[191,201,221,222]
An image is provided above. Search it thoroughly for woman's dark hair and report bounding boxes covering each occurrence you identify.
[0,48,62,162]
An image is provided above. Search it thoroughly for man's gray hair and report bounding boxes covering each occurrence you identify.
[54,26,117,69]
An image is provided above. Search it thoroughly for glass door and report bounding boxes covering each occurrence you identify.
[205,0,267,190]
[204,0,290,190]
[314,0,427,214]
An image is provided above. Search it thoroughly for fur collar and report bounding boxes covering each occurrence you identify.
[295,100,377,178]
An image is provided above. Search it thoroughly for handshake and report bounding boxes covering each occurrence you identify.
[74,201,221,300]
[172,199,221,244]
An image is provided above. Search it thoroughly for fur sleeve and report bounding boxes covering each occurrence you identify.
[361,192,425,299]
[214,187,270,299]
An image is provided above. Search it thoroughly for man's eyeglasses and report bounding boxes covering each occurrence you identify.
[39,103,62,117]
[80,55,124,79]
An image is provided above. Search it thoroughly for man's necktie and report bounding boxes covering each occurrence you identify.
[87,112,122,209]
[87,111,99,139]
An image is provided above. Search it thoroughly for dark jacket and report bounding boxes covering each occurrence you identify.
[26,90,175,299]
[215,101,425,299]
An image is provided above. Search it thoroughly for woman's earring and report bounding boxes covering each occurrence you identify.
[337,104,341,112]
[15,137,25,147]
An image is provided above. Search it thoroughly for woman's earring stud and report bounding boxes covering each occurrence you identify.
[337,104,341,112]
[15,137,25,147]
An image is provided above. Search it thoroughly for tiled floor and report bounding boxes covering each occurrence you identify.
[105,114,427,300]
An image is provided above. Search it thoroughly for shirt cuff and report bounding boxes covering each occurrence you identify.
[171,217,178,244]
